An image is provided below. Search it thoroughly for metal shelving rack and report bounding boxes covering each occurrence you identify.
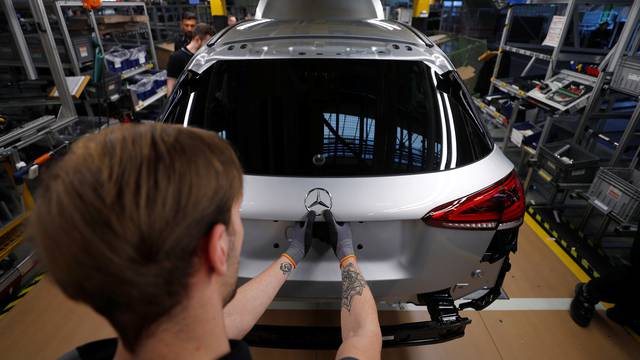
[1,0,37,80]
[55,1,164,113]
[480,1,572,155]
[0,0,91,304]
[572,0,640,167]
[474,0,639,211]
[518,1,640,250]
[486,1,631,99]
[481,0,635,155]
[0,0,79,119]
[148,4,184,43]
[0,0,78,146]
[488,0,574,97]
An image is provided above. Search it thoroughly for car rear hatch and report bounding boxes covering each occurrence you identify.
[161,58,522,300]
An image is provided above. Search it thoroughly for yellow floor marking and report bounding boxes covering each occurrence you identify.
[525,214,591,283]
[5,299,20,310]
[0,274,45,319]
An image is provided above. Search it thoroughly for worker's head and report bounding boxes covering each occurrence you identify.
[227,15,238,26]
[180,11,197,36]
[29,124,244,353]
[189,23,214,50]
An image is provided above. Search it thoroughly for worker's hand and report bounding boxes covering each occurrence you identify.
[323,210,355,268]
[282,210,316,269]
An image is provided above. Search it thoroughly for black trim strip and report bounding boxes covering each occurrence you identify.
[439,91,453,169]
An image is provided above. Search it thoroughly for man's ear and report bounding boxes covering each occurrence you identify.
[205,223,228,276]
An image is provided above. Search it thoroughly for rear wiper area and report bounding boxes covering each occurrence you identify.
[321,116,364,161]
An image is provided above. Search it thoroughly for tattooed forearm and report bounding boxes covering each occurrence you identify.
[280,262,293,276]
[341,262,366,312]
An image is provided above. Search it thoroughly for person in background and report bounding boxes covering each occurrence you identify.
[570,227,639,333]
[167,23,214,95]
[174,11,197,52]
[227,15,238,27]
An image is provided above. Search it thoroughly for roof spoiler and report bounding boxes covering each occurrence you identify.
[255,0,385,21]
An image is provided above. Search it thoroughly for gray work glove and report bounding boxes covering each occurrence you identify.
[282,210,316,268]
[323,210,355,267]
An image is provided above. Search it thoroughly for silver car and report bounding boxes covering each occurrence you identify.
[160,0,525,347]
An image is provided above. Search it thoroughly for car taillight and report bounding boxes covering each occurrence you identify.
[422,171,525,230]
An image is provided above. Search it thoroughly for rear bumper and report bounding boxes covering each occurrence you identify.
[246,256,513,349]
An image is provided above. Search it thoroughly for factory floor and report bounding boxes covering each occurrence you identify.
[1,215,639,360]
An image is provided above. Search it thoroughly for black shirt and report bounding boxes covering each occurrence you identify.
[167,47,194,79]
[173,32,192,54]
[59,338,252,360]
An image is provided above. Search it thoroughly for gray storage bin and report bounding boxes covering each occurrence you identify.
[587,167,640,224]
[538,141,600,183]
[611,56,640,97]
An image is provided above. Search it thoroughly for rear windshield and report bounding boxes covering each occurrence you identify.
[162,59,492,176]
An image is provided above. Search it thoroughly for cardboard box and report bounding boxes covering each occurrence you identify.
[95,15,132,24]
[155,42,174,70]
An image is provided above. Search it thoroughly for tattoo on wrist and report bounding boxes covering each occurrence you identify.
[341,262,366,312]
[279,262,293,276]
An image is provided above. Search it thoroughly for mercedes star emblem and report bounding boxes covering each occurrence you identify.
[304,188,333,213]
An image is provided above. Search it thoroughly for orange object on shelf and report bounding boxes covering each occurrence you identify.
[82,0,101,10]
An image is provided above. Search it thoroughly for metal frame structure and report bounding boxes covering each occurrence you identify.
[572,0,640,166]
[488,1,570,95]
[55,1,159,76]
[1,0,37,80]
[482,0,636,156]
[55,1,163,113]
[477,0,639,210]
[0,0,79,157]
[29,0,76,124]
[54,2,81,76]
[488,0,633,96]
[483,1,574,155]
[148,4,182,43]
